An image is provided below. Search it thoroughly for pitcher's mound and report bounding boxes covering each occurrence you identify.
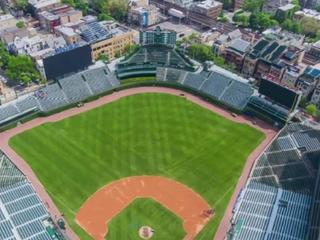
[138,226,154,239]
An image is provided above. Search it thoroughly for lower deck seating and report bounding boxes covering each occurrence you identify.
[0,66,120,118]
[0,151,61,240]
[36,83,69,112]
[183,72,207,89]
[200,74,232,99]
[232,181,312,240]
[0,94,39,125]
[230,123,320,240]
[59,74,92,103]
[15,95,38,113]
[82,67,118,94]
[156,67,254,111]
[220,81,253,109]
[0,105,19,123]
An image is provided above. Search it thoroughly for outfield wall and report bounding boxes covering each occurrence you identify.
[0,78,292,133]
[0,81,245,132]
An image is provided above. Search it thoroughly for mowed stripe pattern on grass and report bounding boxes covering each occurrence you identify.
[9,93,265,239]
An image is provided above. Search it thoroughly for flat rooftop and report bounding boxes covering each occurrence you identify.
[196,0,222,9]
[150,21,200,39]
[0,14,14,22]
[28,0,60,9]
[55,25,77,37]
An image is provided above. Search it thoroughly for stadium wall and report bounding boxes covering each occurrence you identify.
[244,107,286,127]
[0,111,41,132]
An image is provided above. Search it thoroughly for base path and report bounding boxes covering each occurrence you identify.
[76,176,213,240]
[0,86,278,240]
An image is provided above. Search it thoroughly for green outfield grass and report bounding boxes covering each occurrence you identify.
[121,76,156,85]
[9,93,265,239]
[107,198,185,240]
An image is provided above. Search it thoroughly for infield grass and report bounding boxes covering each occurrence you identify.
[107,198,185,240]
[9,93,265,239]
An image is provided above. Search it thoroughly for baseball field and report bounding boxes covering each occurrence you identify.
[9,93,265,239]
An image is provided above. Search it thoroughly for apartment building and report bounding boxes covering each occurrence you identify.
[0,14,18,32]
[193,0,222,19]
[80,21,134,60]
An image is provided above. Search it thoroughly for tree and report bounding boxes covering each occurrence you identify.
[299,96,307,108]
[306,104,318,116]
[249,13,259,29]
[282,19,302,34]
[185,43,235,71]
[243,0,264,12]
[75,0,89,15]
[187,44,214,62]
[98,53,109,62]
[16,21,25,28]
[124,44,139,54]
[316,4,320,12]
[249,12,278,30]
[62,0,75,7]
[98,13,114,21]
[281,19,292,30]
[94,0,128,21]
[291,0,301,10]
[233,12,250,26]
[5,55,40,84]
[0,43,40,83]
[0,43,10,69]
[14,0,28,11]
[222,0,233,10]
[257,13,278,29]
[300,17,320,37]
[114,50,121,58]
[108,0,128,21]
[218,15,229,23]
[187,33,201,44]
[62,0,89,15]
[291,22,302,33]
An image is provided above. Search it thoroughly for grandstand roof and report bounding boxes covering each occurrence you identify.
[230,123,320,240]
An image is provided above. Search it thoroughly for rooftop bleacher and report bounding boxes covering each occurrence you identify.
[116,46,195,79]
